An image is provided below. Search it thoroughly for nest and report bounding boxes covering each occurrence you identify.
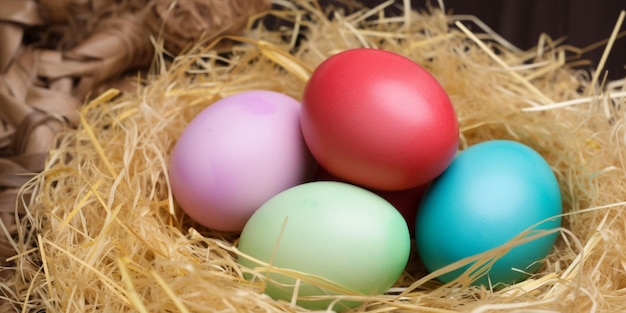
[3,0,626,312]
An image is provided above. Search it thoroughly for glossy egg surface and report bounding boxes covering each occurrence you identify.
[415,140,562,286]
[301,48,458,191]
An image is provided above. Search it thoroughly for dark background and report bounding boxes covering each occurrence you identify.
[319,0,626,80]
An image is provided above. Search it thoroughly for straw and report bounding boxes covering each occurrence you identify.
[2,1,626,312]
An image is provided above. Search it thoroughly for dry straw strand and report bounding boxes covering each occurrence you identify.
[454,20,554,105]
[586,10,626,96]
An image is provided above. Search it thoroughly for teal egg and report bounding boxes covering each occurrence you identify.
[238,181,410,310]
[415,140,562,287]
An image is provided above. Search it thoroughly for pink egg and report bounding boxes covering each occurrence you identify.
[169,90,314,232]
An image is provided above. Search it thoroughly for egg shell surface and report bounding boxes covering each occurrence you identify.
[313,165,426,232]
[415,140,562,287]
[238,181,411,310]
[169,90,313,232]
[301,48,459,191]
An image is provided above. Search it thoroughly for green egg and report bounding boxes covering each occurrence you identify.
[238,181,410,310]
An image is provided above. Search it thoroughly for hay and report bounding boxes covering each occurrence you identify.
[3,0,626,311]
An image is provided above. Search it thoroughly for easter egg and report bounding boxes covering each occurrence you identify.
[376,186,426,233]
[301,48,459,191]
[169,90,313,232]
[238,181,411,310]
[313,165,426,232]
[415,140,562,287]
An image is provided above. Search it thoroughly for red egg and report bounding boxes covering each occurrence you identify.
[301,48,459,191]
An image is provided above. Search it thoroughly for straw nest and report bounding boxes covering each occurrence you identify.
[3,1,626,312]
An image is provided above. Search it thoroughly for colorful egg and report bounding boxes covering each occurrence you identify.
[169,90,313,232]
[301,48,459,191]
[313,165,426,232]
[415,140,562,287]
[238,181,411,310]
